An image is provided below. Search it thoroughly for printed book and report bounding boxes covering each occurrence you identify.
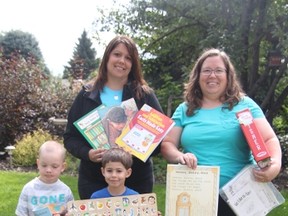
[220,165,285,216]
[33,206,52,216]
[165,164,220,216]
[236,108,271,168]
[97,98,138,147]
[73,98,138,149]
[67,193,158,216]
[73,104,110,149]
[115,104,175,162]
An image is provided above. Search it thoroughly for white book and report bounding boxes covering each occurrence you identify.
[220,165,285,216]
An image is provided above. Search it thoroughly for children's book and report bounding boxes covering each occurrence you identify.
[236,108,271,168]
[165,164,220,216]
[97,98,138,147]
[32,206,52,216]
[73,98,138,149]
[67,193,158,216]
[220,165,285,216]
[115,104,175,162]
[73,104,110,149]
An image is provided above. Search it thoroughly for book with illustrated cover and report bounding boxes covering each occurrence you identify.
[73,104,110,149]
[220,165,285,216]
[236,108,271,168]
[73,98,138,149]
[67,193,158,216]
[33,207,52,216]
[115,104,175,162]
[97,98,138,147]
[165,164,220,216]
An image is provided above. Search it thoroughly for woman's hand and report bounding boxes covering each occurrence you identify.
[88,148,107,162]
[253,159,281,182]
[177,152,198,169]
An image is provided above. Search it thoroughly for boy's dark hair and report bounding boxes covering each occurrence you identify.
[102,148,133,169]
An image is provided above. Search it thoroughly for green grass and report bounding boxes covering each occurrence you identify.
[0,171,286,215]
[0,171,166,215]
[0,171,80,215]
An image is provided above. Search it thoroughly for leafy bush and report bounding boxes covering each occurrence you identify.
[36,77,76,137]
[153,155,167,184]
[279,134,288,170]
[13,129,59,166]
[12,129,79,174]
[0,49,76,151]
[64,152,80,176]
[0,50,44,150]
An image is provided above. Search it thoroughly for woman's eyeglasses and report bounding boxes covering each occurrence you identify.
[201,68,226,76]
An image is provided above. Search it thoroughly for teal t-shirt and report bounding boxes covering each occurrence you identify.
[100,86,123,107]
[172,96,265,187]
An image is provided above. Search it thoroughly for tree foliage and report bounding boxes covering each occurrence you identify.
[0,30,50,75]
[94,0,288,133]
[63,30,99,80]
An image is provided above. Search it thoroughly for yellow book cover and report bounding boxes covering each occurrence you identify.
[115,104,175,162]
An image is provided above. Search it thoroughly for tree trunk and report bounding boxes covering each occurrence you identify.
[248,0,267,90]
[239,0,256,90]
[261,59,287,111]
[266,85,288,123]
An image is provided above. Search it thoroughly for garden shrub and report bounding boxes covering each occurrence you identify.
[153,155,167,184]
[0,50,45,150]
[0,49,76,152]
[12,128,79,174]
[64,152,80,176]
[13,129,58,166]
[279,134,288,171]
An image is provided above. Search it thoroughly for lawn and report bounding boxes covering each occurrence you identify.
[0,171,166,215]
[0,171,286,215]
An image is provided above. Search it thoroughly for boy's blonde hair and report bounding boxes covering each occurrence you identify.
[38,141,66,161]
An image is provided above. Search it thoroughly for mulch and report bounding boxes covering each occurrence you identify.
[0,159,37,173]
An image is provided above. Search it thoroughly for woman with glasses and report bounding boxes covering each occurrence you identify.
[161,48,282,215]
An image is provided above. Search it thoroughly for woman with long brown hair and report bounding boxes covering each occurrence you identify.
[64,35,163,199]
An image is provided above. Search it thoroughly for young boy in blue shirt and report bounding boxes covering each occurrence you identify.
[90,148,138,198]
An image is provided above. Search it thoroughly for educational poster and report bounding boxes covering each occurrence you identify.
[67,193,158,216]
[165,164,220,216]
